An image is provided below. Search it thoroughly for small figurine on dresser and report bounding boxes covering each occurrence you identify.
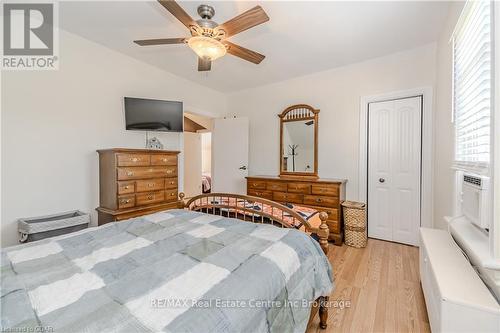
[146,137,163,150]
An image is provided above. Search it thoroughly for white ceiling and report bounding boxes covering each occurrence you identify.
[60,1,450,92]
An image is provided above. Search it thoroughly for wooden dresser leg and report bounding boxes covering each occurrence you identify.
[319,296,328,329]
[330,232,343,246]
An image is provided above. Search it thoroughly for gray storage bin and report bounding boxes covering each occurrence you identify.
[18,211,90,243]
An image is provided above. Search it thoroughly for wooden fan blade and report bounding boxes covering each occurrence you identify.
[215,6,269,37]
[198,57,211,71]
[158,0,197,29]
[134,38,186,46]
[223,41,265,64]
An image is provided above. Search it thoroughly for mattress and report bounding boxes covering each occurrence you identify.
[1,209,333,332]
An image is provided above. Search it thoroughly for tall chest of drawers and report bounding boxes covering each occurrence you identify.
[246,176,347,245]
[96,148,180,225]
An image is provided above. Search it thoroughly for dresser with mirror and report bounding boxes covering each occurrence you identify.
[246,104,347,245]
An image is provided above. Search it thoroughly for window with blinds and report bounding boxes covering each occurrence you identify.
[453,0,492,166]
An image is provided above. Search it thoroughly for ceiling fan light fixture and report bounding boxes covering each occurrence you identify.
[134,2,269,71]
[187,36,226,61]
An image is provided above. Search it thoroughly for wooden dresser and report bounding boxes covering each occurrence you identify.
[246,176,347,245]
[96,148,181,225]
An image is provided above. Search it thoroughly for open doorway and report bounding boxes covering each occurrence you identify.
[183,112,213,199]
[201,132,212,193]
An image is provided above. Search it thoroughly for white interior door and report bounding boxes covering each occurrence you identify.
[212,117,249,194]
[368,96,422,246]
[183,132,202,198]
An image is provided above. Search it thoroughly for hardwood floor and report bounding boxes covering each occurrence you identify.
[307,239,430,333]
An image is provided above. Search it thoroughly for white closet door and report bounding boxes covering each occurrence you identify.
[368,100,393,242]
[368,97,422,245]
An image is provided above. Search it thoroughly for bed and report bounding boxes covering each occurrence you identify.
[186,195,320,228]
[1,193,333,332]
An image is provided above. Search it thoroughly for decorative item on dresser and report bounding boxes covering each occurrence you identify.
[146,136,164,149]
[246,175,346,245]
[96,148,180,225]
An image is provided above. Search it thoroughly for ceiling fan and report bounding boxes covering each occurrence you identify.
[134,0,269,71]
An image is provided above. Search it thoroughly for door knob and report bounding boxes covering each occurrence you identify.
[239,166,247,170]
[379,178,385,183]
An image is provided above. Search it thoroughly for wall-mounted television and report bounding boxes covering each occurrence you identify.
[124,97,183,132]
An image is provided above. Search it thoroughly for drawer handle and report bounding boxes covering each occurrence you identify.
[255,192,261,196]
[167,170,173,174]
[131,157,139,162]
[148,183,155,187]
[253,183,258,186]
[124,185,130,189]
[127,171,133,176]
[162,158,168,162]
[170,192,175,196]
[147,195,154,200]
[170,181,175,185]
[148,168,153,172]
[121,199,131,204]
[316,198,322,203]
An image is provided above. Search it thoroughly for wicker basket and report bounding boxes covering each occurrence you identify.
[342,201,367,248]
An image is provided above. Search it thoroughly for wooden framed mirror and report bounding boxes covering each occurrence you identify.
[279,104,319,178]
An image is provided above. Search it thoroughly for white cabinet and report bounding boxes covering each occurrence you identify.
[419,228,500,332]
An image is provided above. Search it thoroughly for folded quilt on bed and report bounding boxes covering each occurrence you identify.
[1,209,333,333]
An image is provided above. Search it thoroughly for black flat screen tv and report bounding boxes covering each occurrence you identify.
[124,97,183,132]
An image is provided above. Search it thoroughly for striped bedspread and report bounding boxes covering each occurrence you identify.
[1,209,333,333]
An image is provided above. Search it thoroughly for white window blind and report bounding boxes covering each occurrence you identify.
[453,0,492,166]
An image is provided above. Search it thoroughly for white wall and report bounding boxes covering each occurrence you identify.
[1,29,226,247]
[433,2,465,229]
[226,44,437,202]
